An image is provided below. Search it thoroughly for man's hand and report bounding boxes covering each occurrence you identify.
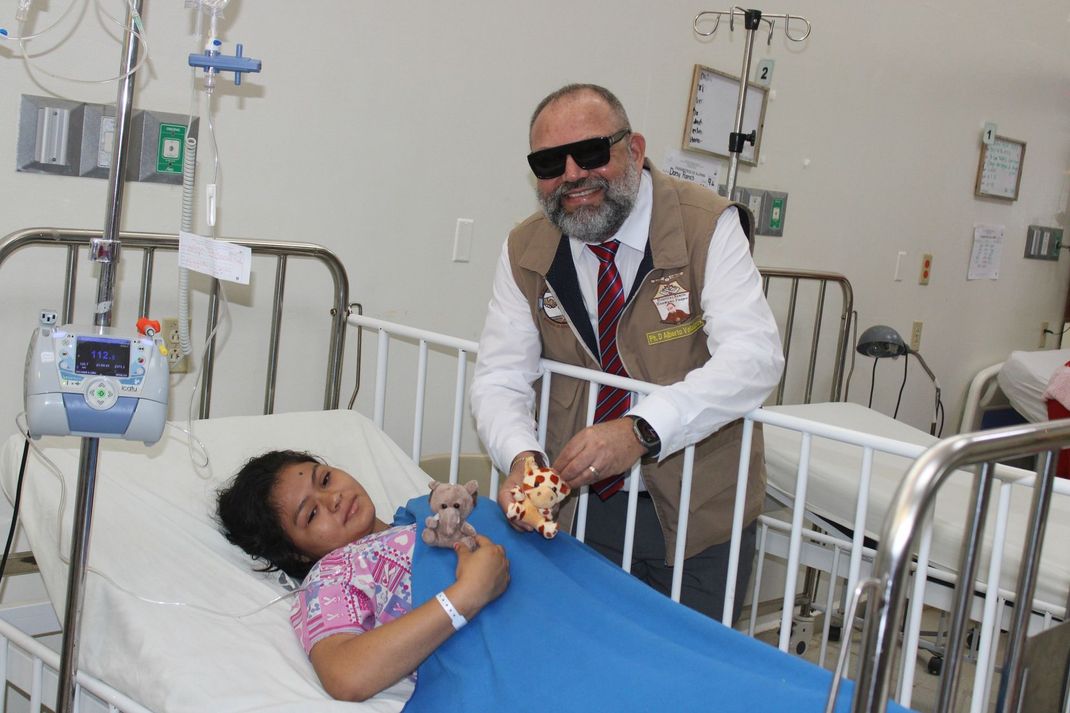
[496,451,541,531]
[552,418,646,489]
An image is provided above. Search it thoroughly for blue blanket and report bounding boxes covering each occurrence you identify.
[397,496,909,713]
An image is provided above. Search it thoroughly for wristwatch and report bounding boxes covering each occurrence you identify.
[628,416,661,458]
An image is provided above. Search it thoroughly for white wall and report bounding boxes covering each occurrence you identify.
[1,0,1068,456]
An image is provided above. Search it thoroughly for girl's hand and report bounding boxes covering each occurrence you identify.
[309,534,509,701]
[448,535,509,617]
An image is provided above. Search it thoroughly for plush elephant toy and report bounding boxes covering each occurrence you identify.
[422,479,480,551]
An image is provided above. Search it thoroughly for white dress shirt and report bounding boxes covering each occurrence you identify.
[470,170,784,472]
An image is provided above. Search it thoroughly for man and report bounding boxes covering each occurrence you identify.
[469,83,783,621]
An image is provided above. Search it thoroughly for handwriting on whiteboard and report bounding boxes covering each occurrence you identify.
[977,138,1024,200]
[684,65,766,165]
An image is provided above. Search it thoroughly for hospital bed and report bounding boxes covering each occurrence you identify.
[757,402,1069,710]
[960,348,1070,431]
[0,228,1064,712]
[848,419,1070,713]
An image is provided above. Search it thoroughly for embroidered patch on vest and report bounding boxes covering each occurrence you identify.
[651,281,691,324]
[539,290,567,324]
[646,319,705,345]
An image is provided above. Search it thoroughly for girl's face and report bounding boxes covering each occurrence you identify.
[271,461,386,560]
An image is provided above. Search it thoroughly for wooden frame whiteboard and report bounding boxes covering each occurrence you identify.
[974,135,1025,201]
[682,64,768,165]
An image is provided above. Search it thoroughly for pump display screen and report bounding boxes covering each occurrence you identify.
[74,337,130,377]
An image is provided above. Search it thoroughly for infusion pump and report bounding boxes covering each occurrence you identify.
[25,325,169,445]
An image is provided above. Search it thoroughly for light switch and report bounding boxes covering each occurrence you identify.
[452,219,474,263]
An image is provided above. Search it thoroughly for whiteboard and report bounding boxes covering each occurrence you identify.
[974,135,1025,201]
[683,64,768,165]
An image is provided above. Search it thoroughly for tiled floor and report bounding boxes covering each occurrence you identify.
[754,606,1003,712]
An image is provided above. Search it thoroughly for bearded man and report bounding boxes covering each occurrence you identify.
[470,83,783,622]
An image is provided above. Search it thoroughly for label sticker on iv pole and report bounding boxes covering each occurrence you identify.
[178,230,252,284]
[157,123,186,174]
[754,59,775,87]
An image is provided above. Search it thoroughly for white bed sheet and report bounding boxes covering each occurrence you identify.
[997,348,1070,423]
[763,402,1070,613]
[0,409,432,713]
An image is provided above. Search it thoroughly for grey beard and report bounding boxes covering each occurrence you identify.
[538,161,641,244]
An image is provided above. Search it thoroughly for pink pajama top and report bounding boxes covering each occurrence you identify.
[290,524,416,654]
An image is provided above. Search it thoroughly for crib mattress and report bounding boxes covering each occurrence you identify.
[763,402,1070,613]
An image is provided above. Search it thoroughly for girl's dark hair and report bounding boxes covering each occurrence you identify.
[216,449,322,580]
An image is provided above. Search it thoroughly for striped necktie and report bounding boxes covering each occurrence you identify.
[587,239,631,499]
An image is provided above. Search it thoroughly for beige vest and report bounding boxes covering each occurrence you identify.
[507,164,767,563]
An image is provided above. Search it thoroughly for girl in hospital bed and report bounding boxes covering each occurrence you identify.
[216,450,510,702]
[217,450,911,713]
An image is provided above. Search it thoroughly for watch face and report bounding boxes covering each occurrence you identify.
[633,417,659,448]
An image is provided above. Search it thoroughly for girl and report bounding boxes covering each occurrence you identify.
[216,450,510,702]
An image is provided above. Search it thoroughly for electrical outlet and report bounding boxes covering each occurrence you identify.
[1040,321,1050,349]
[160,317,190,373]
[910,321,923,352]
[919,253,932,285]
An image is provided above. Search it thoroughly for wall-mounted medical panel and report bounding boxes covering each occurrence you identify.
[16,95,85,176]
[759,190,788,237]
[127,111,199,185]
[732,186,767,228]
[78,103,117,179]
[1024,225,1063,261]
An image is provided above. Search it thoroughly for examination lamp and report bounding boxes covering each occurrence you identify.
[856,325,942,435]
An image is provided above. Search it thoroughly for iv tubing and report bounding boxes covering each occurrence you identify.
[14,0,152,85]
[0,0,79,42]
[179,136,197,357]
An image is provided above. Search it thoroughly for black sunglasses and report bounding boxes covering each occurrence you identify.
[527,129,630,180]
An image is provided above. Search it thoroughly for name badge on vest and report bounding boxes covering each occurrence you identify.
[652,281,691,324]
[539,290,567,324]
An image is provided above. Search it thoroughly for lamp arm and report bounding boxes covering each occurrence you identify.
[908,350,937,386]
[910,350,942,435]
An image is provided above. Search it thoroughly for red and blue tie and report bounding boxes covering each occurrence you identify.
[587,239,631,499]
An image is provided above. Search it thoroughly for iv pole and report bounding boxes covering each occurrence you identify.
[692,7,811,198]
[55,1,143,711]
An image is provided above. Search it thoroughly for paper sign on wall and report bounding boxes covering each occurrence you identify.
[967,224,1003,280]
[663,148,723,192]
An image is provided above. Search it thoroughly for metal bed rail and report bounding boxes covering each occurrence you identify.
[346,313,902,637]
[0,227,350,417]
[758,267,853,406]
[846,419,1070,713]
[0,615,152,713]
[346,314,750,615]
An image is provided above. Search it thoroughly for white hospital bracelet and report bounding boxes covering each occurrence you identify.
[435,591,468,631]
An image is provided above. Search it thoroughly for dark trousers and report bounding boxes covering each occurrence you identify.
[581,491,756,624]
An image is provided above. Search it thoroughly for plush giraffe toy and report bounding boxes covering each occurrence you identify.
[506,456,571,538]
